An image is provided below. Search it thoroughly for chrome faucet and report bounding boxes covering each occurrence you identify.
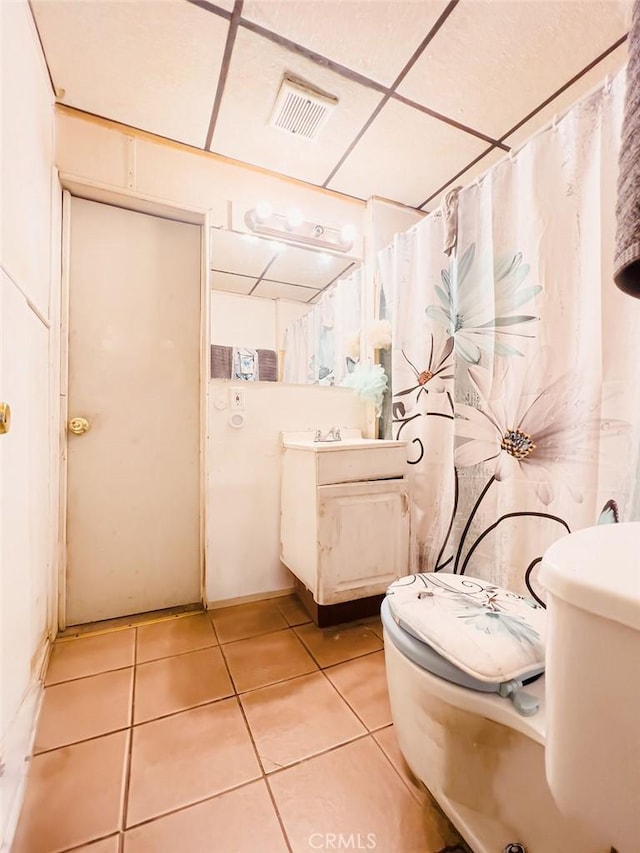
[314,427,342,442]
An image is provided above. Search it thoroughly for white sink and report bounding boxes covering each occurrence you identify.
[281,430,408,484]
[282,437,403,452]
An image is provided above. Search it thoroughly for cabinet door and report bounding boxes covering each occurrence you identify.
[317,479,409,605]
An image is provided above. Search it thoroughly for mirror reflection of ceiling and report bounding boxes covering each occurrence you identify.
[210,230,358,304]
[32,1,631,209]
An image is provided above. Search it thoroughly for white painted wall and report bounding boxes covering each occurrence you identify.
[370,196,425,252]
[210,292,277,350]
[0,1,59,847]
[210,292,313,354]
[55,106,366,255]
[207,382,370,604]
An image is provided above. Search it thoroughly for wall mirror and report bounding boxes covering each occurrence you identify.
[209,226,363,385]
[209,227,360,304]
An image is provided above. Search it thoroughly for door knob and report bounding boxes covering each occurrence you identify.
[68,417,90,435]
[0,402,10,435]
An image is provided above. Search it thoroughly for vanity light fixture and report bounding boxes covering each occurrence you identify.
[286,208,304,228]
[255,200,273,221]
[340,224,356,243]
[244,205,355,253]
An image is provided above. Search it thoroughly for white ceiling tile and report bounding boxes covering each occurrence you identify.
[396,0,630,140]
[423,146,507,212]
[211,28,384,186]
[253,280,319,302]
[267,245,351,287]
[503,43,628,150]
[327,99,488,208]
[31,0,229,147]
[211,230,277,276]
[241,0,450,87]
[211,271,257,295]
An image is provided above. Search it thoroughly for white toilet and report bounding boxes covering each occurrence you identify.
[382,522,640,853]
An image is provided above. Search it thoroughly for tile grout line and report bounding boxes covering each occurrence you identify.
[368,727,426,805]
[318,656,389,735]
[45,636,220,688]
[119,774,282,836]
[263,775,295,853]
[136,638,221,666]
[230,668,295,851]
[368,730,472,851]
[118,727,377,837]
[33,642,388,758]
[216,633,241,695]
[215,636,294,850]
[120,627,138,839]
[59,831,122,853]
[38,612,391,847]
[41,618,383,738]
[44,662,134,689]
[211,622,295,645]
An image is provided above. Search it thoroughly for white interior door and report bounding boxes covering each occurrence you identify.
[66,198,202,625]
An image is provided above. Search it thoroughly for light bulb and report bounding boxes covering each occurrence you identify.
[340,224,356,243]
[286,208,304,228]
[255,200,273,221]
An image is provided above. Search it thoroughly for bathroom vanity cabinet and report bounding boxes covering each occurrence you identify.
[280,431,410,607]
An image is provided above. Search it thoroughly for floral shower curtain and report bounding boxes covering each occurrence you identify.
[283,267,362,385]
[379,69,640,602]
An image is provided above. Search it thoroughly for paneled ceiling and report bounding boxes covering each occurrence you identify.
[31,0,632,300]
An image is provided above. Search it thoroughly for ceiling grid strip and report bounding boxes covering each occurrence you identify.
[248,255,279,294]
[321,0,462,189]
[204,0,244,150]
[42,1,631,212]
[495,33,629,147]
[185,0,232,21]
[418,33,630,210]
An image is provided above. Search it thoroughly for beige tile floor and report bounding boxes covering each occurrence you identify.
[12,597,471,853]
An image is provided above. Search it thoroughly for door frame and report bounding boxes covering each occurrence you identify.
[58,184,211,629]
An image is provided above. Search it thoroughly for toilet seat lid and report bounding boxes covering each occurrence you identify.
[386,573,546,683]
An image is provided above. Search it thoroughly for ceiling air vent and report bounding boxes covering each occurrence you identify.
[269,77,338,141]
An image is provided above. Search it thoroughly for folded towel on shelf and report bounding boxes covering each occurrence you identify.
[211,345,279,381]
[210,345,232,379]
[614,0,640,296]
[256,349,278,381]
[232,347,259,381]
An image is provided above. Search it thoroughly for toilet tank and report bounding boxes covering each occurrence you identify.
[539,523,640,853]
